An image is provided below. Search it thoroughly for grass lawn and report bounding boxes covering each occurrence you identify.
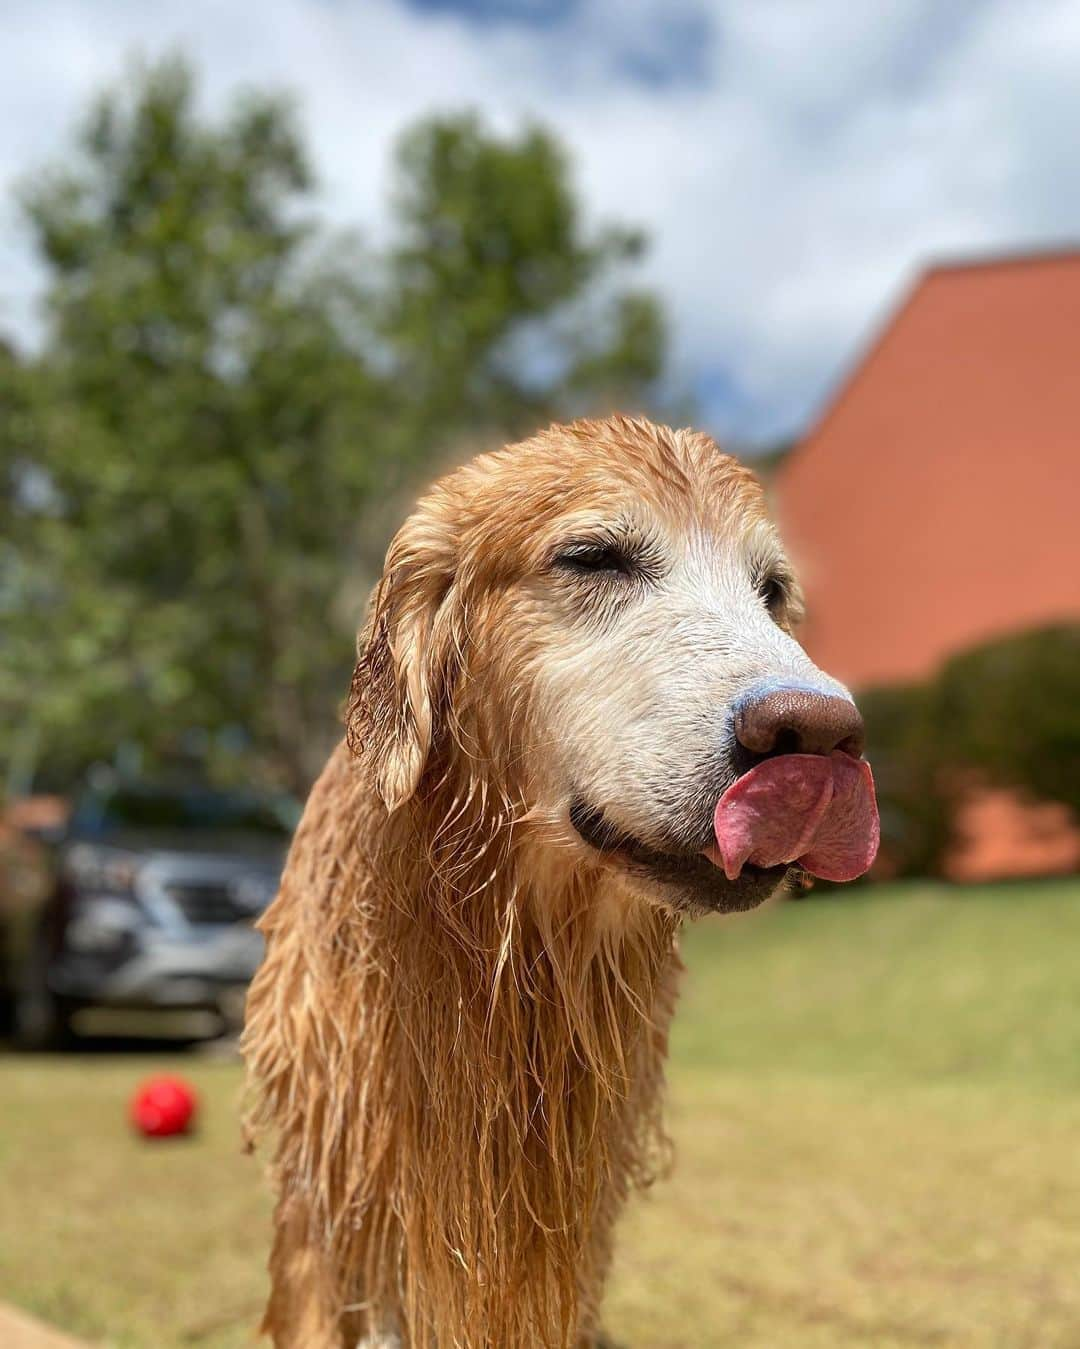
[3,878,1080,1347]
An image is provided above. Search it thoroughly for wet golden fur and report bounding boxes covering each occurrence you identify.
[242,417,775,1347]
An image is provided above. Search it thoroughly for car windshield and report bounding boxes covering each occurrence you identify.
[71,785,298,838]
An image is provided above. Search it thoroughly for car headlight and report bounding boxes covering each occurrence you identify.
[65,844,143,895]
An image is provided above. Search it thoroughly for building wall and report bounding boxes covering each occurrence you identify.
[775,255,1080,690]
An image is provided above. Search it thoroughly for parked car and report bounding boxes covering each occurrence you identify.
[1,779,297,1046]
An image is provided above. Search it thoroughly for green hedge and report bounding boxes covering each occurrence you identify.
[857,682,951,877]
[859,623,1080,878]
[936,625,1080,819]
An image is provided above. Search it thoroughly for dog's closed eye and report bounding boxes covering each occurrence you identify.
[553,542,634,576]
[551,525,664,585]
[757,574,787,613]
[753,563,804,629]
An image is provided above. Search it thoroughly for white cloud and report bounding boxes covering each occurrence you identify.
[1,0,1078,441]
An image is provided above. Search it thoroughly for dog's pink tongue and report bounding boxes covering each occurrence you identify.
[710,752,880,883]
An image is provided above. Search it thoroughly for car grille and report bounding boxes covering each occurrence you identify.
[165,881,249,926]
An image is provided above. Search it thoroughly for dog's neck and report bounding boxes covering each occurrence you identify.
[282,747,684,1346]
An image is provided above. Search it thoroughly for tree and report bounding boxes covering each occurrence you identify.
[382,113,664,442]
[1,58,667,794]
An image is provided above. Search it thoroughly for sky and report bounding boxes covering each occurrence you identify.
[1,0,1078,444]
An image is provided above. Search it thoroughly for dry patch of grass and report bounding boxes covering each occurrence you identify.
[608,1074,1080,1348]
[0,1056,267,1347]
[3,879,1080,1347]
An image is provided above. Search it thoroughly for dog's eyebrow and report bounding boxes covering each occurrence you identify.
[547,515,651,553]
[553,515,633,543]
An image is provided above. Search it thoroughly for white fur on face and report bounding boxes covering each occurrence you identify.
[529,512,853,854]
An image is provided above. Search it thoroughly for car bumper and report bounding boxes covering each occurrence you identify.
[51,923,264,1012]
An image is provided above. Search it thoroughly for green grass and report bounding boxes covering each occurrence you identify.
[3,879,1080,1347]
[672,876,1080,1088]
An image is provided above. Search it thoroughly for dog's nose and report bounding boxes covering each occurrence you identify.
[734,687,865,759]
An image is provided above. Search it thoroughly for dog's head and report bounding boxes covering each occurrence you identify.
[349,417,876,915]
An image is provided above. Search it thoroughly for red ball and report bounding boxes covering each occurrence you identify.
[130,1075,198,1138]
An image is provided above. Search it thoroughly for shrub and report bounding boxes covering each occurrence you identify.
[857,623,1080,879]
[858,682,952,877]
[936,624,1080,819]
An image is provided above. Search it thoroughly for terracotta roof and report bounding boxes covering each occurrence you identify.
[775,249,1080,688]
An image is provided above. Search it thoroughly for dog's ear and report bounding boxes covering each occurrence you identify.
[346,509,458,812]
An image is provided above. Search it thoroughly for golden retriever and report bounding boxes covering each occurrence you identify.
[242,416,876,1348]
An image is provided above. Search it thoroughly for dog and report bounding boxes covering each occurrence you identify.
[242,415,878,1347]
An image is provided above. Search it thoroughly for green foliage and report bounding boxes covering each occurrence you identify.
[383,112,664,437]
[860,623,1080,877]
[858,681,952,877]
[937,624,1080,818]
[1,58,667,793]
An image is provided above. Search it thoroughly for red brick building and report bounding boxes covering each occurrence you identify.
[774,250,1080,877]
